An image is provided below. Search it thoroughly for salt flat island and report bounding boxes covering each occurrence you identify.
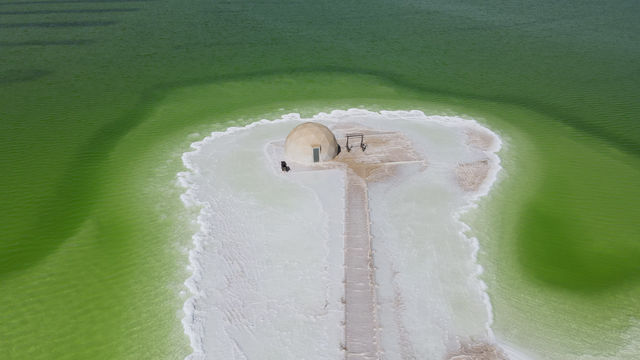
[179,109,511,360]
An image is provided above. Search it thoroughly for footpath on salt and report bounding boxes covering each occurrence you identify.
[180,109,513,360]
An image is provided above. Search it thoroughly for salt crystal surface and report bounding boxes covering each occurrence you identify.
[179,109,504,360]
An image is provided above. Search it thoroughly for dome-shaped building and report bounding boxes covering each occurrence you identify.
[285,122,339,164]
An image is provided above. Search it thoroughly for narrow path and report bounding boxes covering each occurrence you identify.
[344,169,380,360]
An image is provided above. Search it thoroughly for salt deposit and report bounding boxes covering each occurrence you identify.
[179,109,505,360]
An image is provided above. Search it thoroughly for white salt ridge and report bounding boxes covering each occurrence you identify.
[179,109,513,359]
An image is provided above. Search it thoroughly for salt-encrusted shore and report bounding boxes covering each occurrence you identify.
[179,109,511,360]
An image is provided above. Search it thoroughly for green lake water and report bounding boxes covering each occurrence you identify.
[1,0,639,358]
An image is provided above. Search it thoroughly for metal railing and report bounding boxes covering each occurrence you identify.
[345,133,367,152]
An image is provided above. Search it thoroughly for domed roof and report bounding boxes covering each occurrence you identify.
[285,122,339,164]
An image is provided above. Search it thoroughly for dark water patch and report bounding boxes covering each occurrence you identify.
[517,200,640,292]
[0,81,162,277]
[0,39,94,46]
[0,20,116,28]
[0,8,139,15]
[0,69,51,84]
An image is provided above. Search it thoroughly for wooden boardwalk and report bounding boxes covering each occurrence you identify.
[270,124,425,359]
[344,169,380,360]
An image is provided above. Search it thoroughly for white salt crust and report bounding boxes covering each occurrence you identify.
[178,109,520,360]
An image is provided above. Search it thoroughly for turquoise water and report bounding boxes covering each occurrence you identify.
[1,1,639,358]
